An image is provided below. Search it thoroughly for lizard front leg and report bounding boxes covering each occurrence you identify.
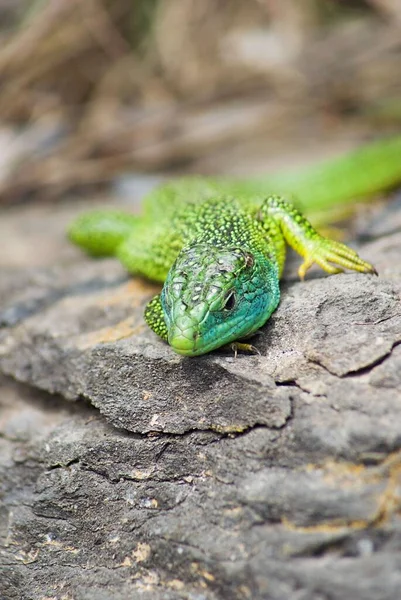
[68,210,140,256]
[258,195,377,279]
[144,294,168,341]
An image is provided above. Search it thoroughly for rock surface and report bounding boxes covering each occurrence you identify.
[1,198,401,600]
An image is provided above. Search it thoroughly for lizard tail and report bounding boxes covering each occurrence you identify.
[234,134,401,219]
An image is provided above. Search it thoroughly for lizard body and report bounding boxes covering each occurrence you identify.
[69,136,401,356]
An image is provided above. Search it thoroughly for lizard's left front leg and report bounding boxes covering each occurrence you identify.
[258,195,377,279]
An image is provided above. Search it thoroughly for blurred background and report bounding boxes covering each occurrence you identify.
[0,0,400,207]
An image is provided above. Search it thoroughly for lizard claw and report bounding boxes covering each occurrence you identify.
[230,342,261,358]
[298,239,377,279]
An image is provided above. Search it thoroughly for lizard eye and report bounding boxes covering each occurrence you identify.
[244,252,254,268]
[223,290,236,311]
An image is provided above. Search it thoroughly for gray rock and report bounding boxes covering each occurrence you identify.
[1,200,401,599]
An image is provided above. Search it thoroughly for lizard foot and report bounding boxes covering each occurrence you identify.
[229,342,261,359]
[298,239,378,280]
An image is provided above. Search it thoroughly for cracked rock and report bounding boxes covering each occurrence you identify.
[1,199,401,599]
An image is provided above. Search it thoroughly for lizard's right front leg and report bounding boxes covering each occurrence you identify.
[144,294,168,341]
[258,195,377,279]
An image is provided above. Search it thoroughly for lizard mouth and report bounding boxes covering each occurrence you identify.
[168,306,265,356]
[168,325,201,356]
[168,319,250,357]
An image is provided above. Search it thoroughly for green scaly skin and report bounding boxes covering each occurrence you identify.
[69,136,401,356]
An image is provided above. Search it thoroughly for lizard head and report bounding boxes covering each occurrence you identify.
[161,243,280,356]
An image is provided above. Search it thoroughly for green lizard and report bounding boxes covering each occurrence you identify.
[69,136,401,356]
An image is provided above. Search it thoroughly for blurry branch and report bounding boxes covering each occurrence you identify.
[0,98,293,202]
[367,0,401,22]
[0,0,136,120]
[0,0,68,73]
[77,0,130,59]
